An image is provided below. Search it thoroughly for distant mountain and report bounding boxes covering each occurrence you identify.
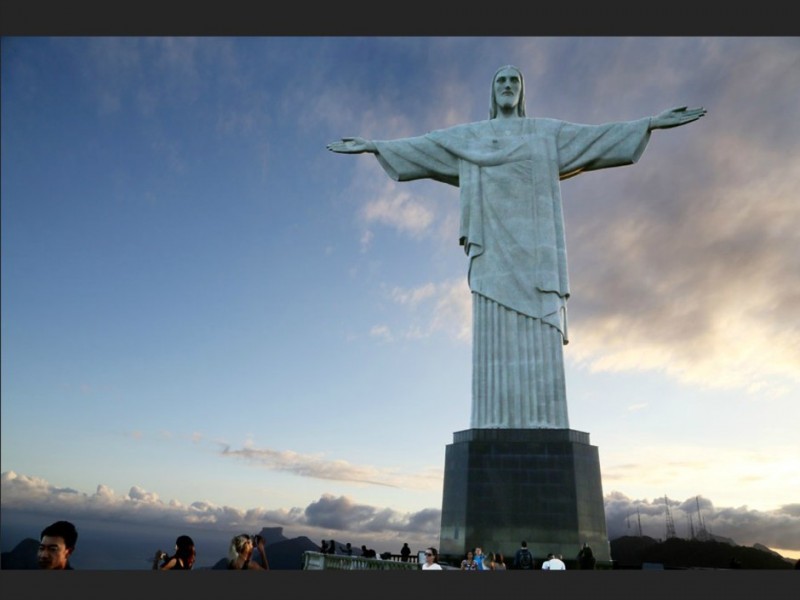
[1,538,39,569]
[608,535,659,567]
[693,530,736,545]
[265,536,318,569]
[256,527,288,546]
[610,536,793,569]
[753,543,781,557]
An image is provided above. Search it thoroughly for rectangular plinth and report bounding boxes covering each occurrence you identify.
[439,428,610,567]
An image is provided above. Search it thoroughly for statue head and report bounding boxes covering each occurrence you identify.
[490,65,526,119]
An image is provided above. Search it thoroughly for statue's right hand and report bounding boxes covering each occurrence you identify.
[326,137,374,154]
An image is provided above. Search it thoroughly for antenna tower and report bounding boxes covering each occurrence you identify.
[664,494,676,539]
[695,495,709,540]
[636,507,643,537]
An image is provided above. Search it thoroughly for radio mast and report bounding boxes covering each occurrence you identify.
[637,507,643,537]
[664,495,676,539]
[695,495,709,540]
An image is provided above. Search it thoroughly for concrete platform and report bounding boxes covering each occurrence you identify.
[438,428,610,567]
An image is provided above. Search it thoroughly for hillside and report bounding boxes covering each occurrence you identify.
[610,536,794,569]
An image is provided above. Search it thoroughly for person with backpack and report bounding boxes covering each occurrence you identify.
[514,540,535,570]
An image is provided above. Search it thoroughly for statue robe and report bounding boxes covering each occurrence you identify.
[373,116,651,428]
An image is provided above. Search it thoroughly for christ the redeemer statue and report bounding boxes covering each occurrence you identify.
[327,65,706,430]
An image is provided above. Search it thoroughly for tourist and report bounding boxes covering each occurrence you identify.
[421,547,442,570]
[227,533,269,570]
[37,520,78,570]
[460,550,478,571]
[473,546,486,570]
[577,543,596,570]
[542,552,566,570]
[514,540,535,570]
[400,542,411,562]
[152,534,196,570]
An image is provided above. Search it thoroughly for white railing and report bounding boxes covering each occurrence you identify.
[302,552,421,570]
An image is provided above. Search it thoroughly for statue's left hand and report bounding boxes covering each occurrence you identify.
[650,106,707,130]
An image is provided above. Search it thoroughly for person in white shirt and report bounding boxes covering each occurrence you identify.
[542,552,566,570]
[422,547,443,570]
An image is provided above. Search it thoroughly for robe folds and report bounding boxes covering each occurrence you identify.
[373,116,651,428]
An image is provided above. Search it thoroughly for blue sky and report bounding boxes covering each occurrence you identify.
[2,37,799,562]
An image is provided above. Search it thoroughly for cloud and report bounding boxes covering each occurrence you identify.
[565,154,800,398]
[359,229,374,252]
[598,444,800,512]
[4,471,796,556]
[559,44,800,399]
[0,471,440,549]
[69,37,200,117]
[385,278,472,342]
[304,494,420,534]
[218,446,442,491]
[128,486,160,503]
[369,324,394,343]
[361,185,436,237]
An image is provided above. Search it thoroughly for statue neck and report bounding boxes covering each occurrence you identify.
[494,108,520,121]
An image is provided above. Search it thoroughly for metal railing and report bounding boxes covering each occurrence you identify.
[302,551,421,570]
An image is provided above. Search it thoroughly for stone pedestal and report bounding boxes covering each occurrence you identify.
[438,428,610,566]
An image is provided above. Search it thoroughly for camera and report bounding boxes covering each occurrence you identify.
[251,534,263,545]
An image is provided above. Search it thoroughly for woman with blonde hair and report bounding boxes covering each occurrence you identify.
[227,533,269,570]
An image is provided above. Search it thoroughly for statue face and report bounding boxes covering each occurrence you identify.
[493,67,522,112]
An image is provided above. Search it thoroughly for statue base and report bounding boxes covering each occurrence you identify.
[438,428,610,567]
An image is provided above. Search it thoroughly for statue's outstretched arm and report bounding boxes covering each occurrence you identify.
[649,106,707,130]
[326,137,377,154]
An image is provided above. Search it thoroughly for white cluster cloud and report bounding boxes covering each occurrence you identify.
[557,44,800,397]
[361,184,435,237]
[382,278,471,342]
[0,471,439,550]
[565,151,800,396]
[4,471,797,556]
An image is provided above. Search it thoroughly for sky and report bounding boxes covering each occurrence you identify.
[2,37,799,565]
